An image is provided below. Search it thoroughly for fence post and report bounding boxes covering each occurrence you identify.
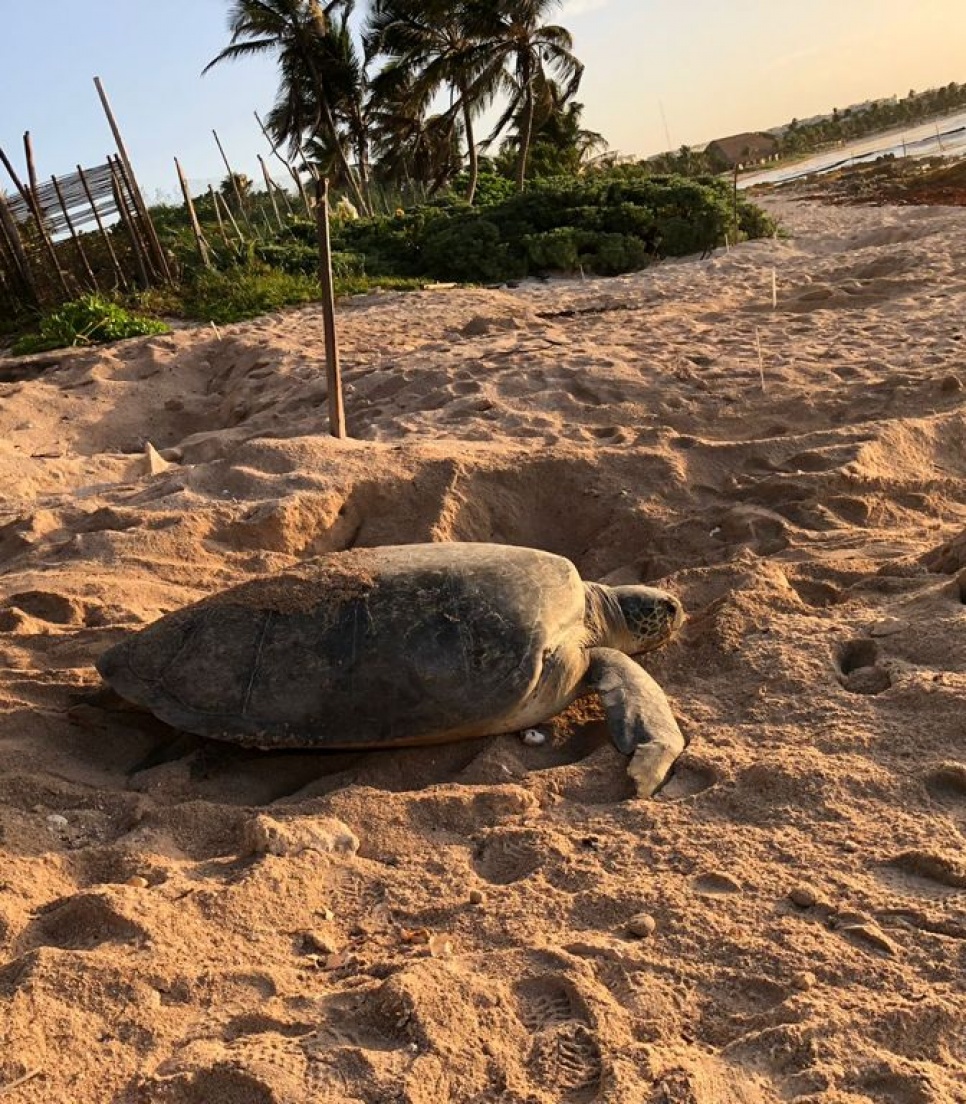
[94,76,173,283]
[315,177,346,439]
[174,159,212,268]
[0,190,39,304]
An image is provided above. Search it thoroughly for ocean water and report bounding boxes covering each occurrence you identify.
[738,108,966,188]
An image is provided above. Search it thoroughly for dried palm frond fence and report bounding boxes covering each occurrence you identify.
[0,78,170,313]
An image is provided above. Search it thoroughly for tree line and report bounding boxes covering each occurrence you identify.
[204,0,605,216]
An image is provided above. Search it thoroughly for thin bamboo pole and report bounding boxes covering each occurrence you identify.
[94,76,173,283]
[0,190,38,303]
[109,157,150,288]
[174,158,211,268]
[315,177,346,439]
[50,174,99,291]
[23,132,40,209]
[212,130,253,231]
[255,110,312,217]
[109,151,160,282]
[77,163,129,290]
[273,178,295,217]
[208,184,232,252]
[258,155,284,230]
[214,188,245,247]
[0,145,71,296]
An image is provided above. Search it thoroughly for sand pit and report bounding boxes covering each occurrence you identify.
[0,195,964,1102]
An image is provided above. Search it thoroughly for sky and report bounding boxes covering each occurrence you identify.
[1,0,965,203]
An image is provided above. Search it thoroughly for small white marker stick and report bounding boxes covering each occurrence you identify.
[755,327,765,392]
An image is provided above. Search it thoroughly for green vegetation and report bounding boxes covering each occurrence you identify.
[777,83,966,160]
[329,171,774,283]
[0,3,782,346]
[178,264,421,324]
[12,295,169,356]
[2,165,775,351]
[204,1,593,212]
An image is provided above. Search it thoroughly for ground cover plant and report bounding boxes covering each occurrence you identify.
[11,295,170,356]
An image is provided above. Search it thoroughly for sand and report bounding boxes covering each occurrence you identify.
[0,194,964,1103]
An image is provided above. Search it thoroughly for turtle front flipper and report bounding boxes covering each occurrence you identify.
[584,649,685,798]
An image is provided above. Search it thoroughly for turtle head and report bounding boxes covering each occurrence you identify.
[610,585,685,654]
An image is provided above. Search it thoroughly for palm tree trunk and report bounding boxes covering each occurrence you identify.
[516,80,536,191]
[458,80,479,205]
[355,121,373,214]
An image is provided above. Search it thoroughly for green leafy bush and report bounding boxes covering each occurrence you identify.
[254,241,367,278]
[523,227,581,272]
[12,294,169,355]
[421,217,519,283]
[328,172,775,285]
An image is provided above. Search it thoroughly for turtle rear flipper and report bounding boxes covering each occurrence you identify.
[584,649,685,797]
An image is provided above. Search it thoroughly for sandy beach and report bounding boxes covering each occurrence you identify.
[0,193,964,1103]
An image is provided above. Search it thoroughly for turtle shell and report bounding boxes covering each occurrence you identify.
[96,543,586,748]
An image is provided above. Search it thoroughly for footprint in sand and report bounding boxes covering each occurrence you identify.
[473,828,544,885]
[22,891,147,953]
[142,1058,290,1104]
[656,753,720,802]
[886,849,966,892]
[836,638,892,695]
[1,590,84,626]
[924,763,966,835]
[515,976,603,1099]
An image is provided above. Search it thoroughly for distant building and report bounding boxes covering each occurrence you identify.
[705,132,780,170]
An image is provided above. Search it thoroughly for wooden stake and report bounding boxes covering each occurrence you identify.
[94,76,172,282]
[0,145,71,296]
[23,131,40,209]
[255,110,312,217]
[733,164,739,235]
[258,155,284,230]
[213,188,245,247]
[109,157,150,288]
[212,130,253,230]
[315,177,346,439]
[755,327,766,392]
[51,174,99,291]
[0,190,38,303]
[771,269,777,309]
[109,150,161,282]
[77,163,129,290]
[273,176,296,217]
[208,184,232,252]
[174,158,211,268]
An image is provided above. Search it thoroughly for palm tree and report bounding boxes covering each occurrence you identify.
[365,1,502,205]
[365,65,464,195]
[496,82,606,179]
[203,0,371,214]
[468,0,583,190]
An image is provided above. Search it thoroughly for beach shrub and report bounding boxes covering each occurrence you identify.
[421,217,519,283]
[580,232,650,275]
[254,241,366,279]
[523,227,581,271]
[12,295,169,355]
[327,172,775,285]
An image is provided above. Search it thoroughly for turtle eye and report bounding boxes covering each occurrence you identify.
[661,597,682,622]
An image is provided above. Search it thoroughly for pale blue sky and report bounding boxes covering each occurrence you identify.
[2,0,964,201]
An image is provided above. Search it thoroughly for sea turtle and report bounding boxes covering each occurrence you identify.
[96,543,687,796]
